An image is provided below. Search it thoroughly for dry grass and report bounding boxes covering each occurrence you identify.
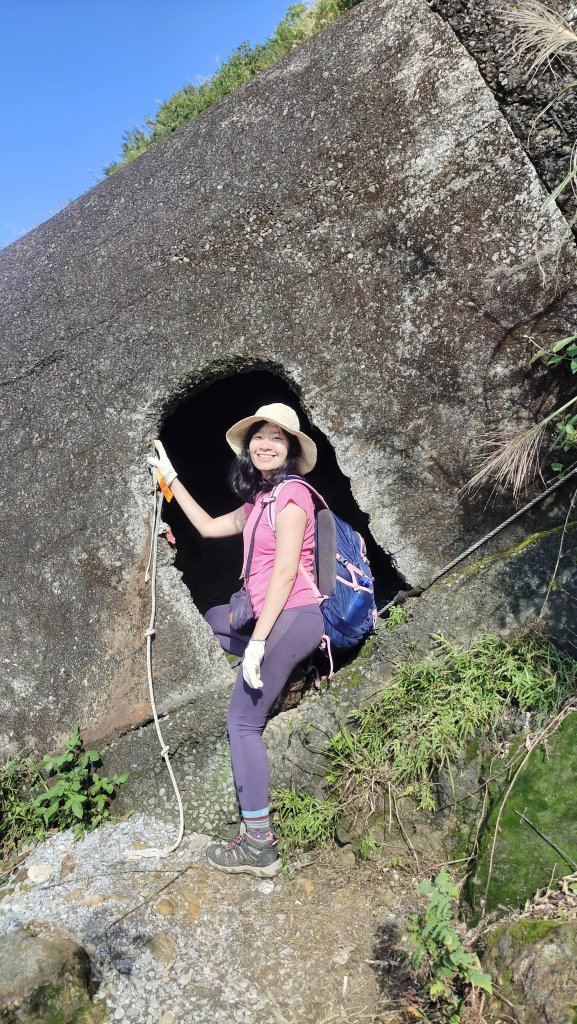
[464,394,577,497]
[507,0,577,75]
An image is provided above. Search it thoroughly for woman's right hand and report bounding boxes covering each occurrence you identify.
[147,440,177,486]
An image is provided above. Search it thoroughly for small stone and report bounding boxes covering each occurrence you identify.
[155,898,175,916]
[159,1012,176,1024]
[333,847,356,869]
[294,876,314,898]
[147,933,176,964]
[27,864,53,883]
[82,893,107,907]
[59,853,76,880]
[332,947,353,965]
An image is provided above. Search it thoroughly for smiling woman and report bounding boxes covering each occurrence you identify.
[148,401,326,878]
[249,422,291,475]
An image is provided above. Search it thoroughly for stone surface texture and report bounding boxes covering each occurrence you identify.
[0,922,101,1022]
[429,0,577,225]
[0,816,409,1024]
[1,0,576,752]
[483,919,577,1024]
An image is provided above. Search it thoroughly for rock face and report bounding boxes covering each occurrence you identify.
[430,0,577,225]
[483,919,577,1024]
[0,923,102,1023]
[1,0,576,752]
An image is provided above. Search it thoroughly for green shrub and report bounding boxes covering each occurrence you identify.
[105,0,364,175]
[272,788,340,852]
[384,603,410,630]
[274,633,576,855]
[408,870,492,1022]
[0,726,127,866]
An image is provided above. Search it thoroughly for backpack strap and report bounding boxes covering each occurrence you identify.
[266,477,328,601]
[265,476,328,533]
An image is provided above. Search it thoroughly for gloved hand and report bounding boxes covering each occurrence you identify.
[147,440,177,487]
[242,638,266,690]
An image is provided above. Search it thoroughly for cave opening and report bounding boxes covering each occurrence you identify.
[159,369,404,617]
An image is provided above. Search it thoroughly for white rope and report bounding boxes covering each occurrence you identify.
[126,475,186,860]
[377,464,577,616]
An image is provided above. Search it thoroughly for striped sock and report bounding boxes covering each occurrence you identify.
[242,806,272,843]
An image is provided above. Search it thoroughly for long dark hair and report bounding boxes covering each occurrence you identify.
[228,420,302,502]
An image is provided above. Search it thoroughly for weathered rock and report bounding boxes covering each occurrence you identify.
[0,817,395,1024]
[1,0,576,754]
[464,711,577,919]
[0,923,103,1023]
[483,919,577,1023]
[430,0,577,225]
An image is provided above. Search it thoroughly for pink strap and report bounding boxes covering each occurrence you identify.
[267,479,327,602]
[266,477,328,532]
[298,563,326,602]
[320,634,334,678]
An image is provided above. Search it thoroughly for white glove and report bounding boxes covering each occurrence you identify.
[242,639,266,690]
[147,440,177,486]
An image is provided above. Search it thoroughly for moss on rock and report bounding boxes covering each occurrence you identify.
[468,713,577,918]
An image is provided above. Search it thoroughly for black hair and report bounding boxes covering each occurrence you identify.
[228,420,302,502]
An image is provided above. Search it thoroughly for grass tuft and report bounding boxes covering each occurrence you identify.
[507,0,577,76]
[327,632,576,813]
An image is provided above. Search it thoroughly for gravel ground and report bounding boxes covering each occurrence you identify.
[0,816,408,1024]
[428,0,577,226]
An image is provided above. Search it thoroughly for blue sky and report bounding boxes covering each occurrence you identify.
[0,1,292,250]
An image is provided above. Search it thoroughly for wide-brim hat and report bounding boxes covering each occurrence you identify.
[226,403,317,475]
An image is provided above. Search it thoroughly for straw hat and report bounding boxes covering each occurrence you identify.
[226,403,317,474]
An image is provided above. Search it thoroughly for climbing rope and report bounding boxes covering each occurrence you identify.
[126,472,186,860]
[377,464,577,617]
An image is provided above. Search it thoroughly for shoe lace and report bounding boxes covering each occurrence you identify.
[225,833,246,852]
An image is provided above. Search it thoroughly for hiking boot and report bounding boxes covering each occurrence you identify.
[206,831,282,878]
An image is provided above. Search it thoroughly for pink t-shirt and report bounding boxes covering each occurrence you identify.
[242,481,321,617]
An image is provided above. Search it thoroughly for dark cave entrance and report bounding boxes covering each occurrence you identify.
[159,369,404,616]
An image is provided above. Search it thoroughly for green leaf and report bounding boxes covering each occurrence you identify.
[468,968,492,993]
[529,348,548,364]
[552,463,564,472]
[70,796,85,819]
[429,980,450,1000]
[67,725,82,751]
[552,334,577,353]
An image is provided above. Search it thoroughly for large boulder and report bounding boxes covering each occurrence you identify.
[483,919,577,1024]
[1,0,576,753]
[0,924,102,1023]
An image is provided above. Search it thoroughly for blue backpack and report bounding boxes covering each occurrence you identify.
[267,477,377,664]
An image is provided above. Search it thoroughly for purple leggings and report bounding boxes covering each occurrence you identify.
[204,603,324,811]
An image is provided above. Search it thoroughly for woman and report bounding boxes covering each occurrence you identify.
[148,403,324,878]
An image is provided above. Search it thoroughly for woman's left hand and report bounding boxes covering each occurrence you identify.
[242,639,266,689]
